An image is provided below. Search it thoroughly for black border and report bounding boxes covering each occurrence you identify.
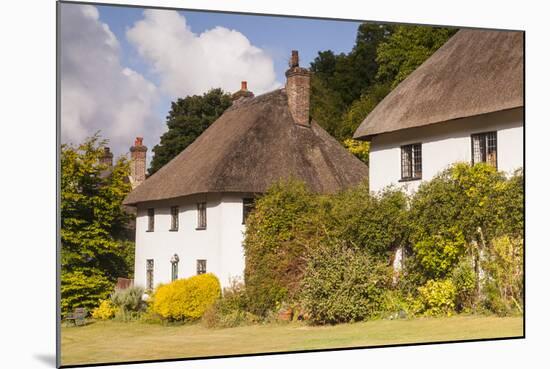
[56,1,527,368]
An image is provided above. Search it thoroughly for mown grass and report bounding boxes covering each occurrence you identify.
[61,315,523,366]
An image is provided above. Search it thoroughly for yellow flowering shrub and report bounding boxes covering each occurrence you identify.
[91,299,117,320]
[152,273,221,321]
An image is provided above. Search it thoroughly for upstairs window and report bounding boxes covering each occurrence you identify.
[401,143,422,180]
[197,202,207,229]
[242,198,255,224]
[197,259,207,275]
[472,131,497,168]
[170,206,179,231]
[147,208,155,232]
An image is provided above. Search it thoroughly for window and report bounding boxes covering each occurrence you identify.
[472,131,497,168]
[170,254,179,281]
[170,206,179,231]
[401,143,422,180]
[242,198,255,224]
[197,259,207,275]
[147,208,155,232]
[146,259,154,290]
[197,202,207,229]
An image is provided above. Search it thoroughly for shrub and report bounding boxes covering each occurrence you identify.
[152,273,221,321]
[92,299,117,320]
[201,279,261,328]
[413,227,467,280]
[379,289,414,319]
[300,240,391,324]
[111,286,146,320]
[414,279,457,316]
[323,185,409,260]
[60,268,113,315]
[243,180,319,316]
[451,257,476,312]
[407,163,522,282]
[482,236,523,315]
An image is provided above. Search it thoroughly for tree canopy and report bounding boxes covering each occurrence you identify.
[60,134,134,313]
[310,24,456,142]
[148,88,232,175]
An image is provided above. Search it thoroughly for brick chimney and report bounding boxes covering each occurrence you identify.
[231,80,254,101]
[100,147,113,168]
[285,50,310,126]
[130,137,147,188]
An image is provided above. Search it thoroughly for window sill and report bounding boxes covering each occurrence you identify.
[195,227,207,231]
[169,229,178,232]
[398,177,421,183]
[146,230,154,232]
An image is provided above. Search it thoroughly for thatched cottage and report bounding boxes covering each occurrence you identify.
[124,51,368,289]
[354,29,524,193]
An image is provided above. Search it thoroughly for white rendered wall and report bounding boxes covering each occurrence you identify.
[368,108,524,194]
[133,193,248,290]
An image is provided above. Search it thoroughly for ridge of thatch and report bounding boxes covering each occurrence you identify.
[353,29,524,140]
[124,89,369,205]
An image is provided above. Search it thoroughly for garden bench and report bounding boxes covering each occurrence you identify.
[65,307,87,326]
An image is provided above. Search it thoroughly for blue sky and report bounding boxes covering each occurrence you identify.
[97,4,361,86]
[60,3,362,161]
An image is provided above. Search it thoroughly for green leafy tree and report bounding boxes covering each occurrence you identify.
[376,25,457,88]
[310,24,394,140]
[149,88,232,175]
[61,134,134,313]
[310,23,454,142]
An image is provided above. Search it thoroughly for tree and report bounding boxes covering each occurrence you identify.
[310,24,455,142]
[310,24,394,140]
[61,134,134,313]
[148,89,232,175]
[376,25,458,88]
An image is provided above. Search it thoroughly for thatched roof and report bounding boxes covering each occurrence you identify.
[354,29,524,140]
[124,89,368,205]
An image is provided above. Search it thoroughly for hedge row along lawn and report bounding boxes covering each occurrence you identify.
[61,315,523,366]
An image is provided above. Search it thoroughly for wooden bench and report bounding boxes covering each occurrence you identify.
[65,307,87,326]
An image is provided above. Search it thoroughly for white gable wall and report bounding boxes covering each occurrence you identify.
[368,108,523,194]
[134,193,248,290]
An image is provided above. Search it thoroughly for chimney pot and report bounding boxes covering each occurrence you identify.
[290,50,299,68]
[231,81,254,101]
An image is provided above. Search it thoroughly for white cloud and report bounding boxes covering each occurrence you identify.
[60,4,161,156]
[126,10,281,98]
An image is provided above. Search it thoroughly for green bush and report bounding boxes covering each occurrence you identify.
[407,163,522,282]
[111,286,146,320]
[300,240,391,324]
[202,279,252,328]
[482,236,523,315]
[243,180,319,317]
[61,268,113,315]
[413,227,466,280]
[414,279,457,316]
[451,257,476,312]
[322,185,409,260]
[152,273,221,321]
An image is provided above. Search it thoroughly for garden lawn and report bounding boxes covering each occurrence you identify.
[61,315,522,366]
